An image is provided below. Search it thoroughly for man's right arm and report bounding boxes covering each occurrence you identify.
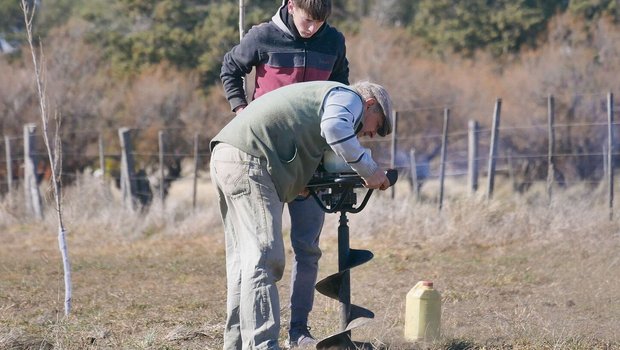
[220,28,262,112]
[320,89,390,190]
[320,89,378,178]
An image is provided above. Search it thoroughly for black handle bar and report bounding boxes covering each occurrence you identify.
[307,168,398,189]
[306,169,398,213]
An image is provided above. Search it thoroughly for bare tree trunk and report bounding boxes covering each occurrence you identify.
[22,0,72,315]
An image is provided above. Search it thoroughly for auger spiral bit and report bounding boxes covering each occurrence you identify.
[306,168,398,350]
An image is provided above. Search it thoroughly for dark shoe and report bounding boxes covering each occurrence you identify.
[287,324,317,348]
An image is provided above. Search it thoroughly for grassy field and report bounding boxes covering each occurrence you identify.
[0,175,619,349]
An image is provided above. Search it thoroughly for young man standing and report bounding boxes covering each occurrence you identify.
[220,0,349,347]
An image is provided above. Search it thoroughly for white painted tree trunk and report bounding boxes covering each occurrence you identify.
[58,228,72,314]
[21,0,72,315]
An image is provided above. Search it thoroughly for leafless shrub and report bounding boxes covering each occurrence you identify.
[0,58,38,136]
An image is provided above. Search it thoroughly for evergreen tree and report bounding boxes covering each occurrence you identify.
[409,0,568,56]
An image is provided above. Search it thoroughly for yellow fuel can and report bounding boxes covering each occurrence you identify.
[404,280,441,341]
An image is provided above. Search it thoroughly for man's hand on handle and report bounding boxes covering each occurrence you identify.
[363,168,390,190]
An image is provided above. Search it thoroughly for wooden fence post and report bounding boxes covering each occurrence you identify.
[193,133,199,210]
[468,120,479,195]
[4,136,13,194]
[487,99,502,200]
[23,123,43,219]
[239,0,245,41]
[603,145,608,182]
[507,149,515,191]
[98,133,105,180]
[118,127,137,211]
[158,130,165,208]
[409,148,420,201]
[547,95,556,203]
[607,92,614,221]
[438,108,449,210]
[390,110,398,199]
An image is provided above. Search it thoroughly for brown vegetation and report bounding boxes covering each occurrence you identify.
[0,175,618,349]
[3,13,620,172]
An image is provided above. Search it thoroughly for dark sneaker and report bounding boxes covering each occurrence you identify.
[287,325,317,348]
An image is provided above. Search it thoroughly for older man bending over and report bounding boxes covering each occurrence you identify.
[209,80,393,350]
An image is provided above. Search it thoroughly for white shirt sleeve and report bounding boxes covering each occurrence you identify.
[320,88,379,178]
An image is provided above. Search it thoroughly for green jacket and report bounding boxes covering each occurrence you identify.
[210,81,359,202]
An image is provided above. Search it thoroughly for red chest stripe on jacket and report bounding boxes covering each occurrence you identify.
[254,65,332,99]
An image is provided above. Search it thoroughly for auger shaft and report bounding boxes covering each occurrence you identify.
[307,169,398,349]
[338,211,351,332]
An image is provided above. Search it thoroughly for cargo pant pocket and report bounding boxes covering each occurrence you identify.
[213,160,251,199]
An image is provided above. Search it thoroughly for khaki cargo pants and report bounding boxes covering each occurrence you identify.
[210,143,285,350]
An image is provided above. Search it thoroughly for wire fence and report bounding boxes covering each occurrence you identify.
[0,127,615,185]
[2,92,620,217]
[0,127,615,183]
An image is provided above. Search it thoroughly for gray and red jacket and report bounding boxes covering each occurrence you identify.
[220,1,349,112]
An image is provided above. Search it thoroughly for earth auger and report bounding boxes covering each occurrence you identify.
[306,168,398,350]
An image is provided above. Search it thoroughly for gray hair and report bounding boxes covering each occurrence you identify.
[351,81,393,136]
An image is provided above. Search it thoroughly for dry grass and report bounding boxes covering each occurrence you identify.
[1,174,619,349]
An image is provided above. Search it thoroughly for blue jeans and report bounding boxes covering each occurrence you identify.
[287,195,325,328]
[210,143,284,350]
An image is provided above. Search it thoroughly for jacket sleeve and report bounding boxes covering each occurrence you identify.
[220,26,262,112]
[320,89,378,178]
[328,32,350,85]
